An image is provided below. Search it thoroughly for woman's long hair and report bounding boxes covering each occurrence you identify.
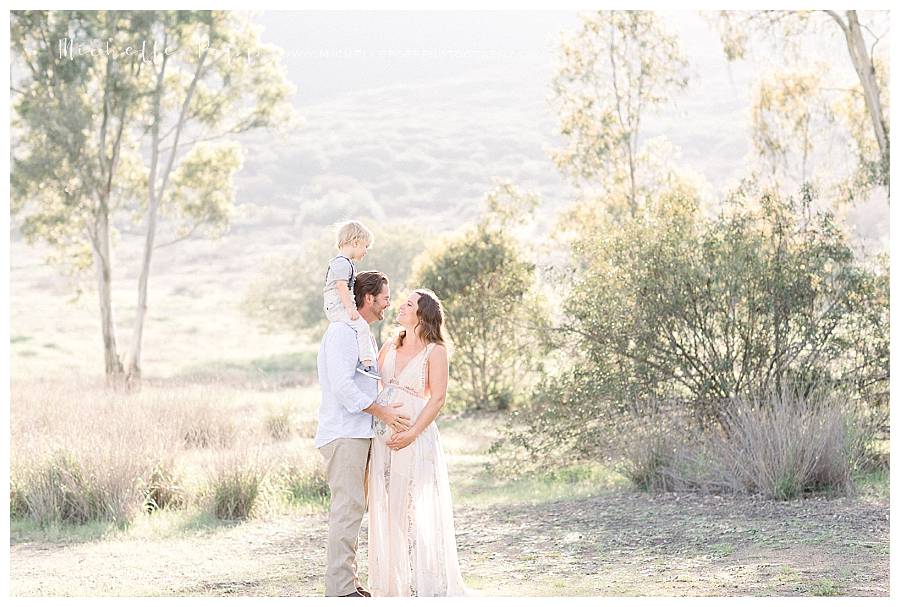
[396,288,452,355]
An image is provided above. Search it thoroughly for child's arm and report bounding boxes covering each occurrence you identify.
[334,280,359,320]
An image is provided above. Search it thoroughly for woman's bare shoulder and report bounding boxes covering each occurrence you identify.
[427,342,448,361]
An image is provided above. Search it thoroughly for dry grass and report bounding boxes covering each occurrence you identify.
[10,379,324,526]
[620,388,872,499]
[11,381,185,525]
[264,408,294,441]
[708,388,858,499]
[205,451,269,520]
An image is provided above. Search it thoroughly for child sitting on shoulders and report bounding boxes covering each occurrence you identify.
[323,220,379,378]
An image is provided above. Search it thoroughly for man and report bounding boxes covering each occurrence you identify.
[315,270,411,597]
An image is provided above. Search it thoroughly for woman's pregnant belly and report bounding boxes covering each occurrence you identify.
[375,391,422,443]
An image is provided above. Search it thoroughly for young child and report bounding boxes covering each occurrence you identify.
[323,220,379,378]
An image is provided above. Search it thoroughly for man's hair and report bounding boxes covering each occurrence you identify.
[336,220,374,249]
[354,270,389,309]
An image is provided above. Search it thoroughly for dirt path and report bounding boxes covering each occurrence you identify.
[10,488,888,597]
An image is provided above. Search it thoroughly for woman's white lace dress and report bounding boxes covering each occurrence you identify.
[367,342,469,597]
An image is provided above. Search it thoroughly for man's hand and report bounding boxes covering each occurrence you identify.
[377,403,411,433]
[349,309,360,321]
[387,428,417,451]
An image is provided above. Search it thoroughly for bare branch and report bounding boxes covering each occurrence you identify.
[156,48,209,202]
[823,10,849,37]
[153,219,210,249]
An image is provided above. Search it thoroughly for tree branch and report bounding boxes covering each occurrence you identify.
[153,219,210,249]
[823,10,849,37]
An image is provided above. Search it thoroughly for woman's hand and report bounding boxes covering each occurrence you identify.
[377,403,411,433]
[387,427,418,451]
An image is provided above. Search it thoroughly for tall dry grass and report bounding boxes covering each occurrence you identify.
[709,389,857,499]
[619,387,872,500]
[11,381,184,525]
[10,380,324,527]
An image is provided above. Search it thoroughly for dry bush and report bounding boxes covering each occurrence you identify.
[141,460,188,512]
[708,388,857,499]
[619,387,867,499]
[205,451,269,520]
[264,408,293,441]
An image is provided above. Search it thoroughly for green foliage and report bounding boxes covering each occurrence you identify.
[493,183,888,482]
[10,10,297,378]
[10,11,132,274]
[411,184,550,410]
[834,54,891,202]
[568,183,887,420]
[552,10,689,217]
[277,465,330,507]
[164,141,244,240]
[751,66,833,186]
[711,10,890,203]
[209,462,264,521]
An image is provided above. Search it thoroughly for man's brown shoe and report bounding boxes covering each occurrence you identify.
[339,590,365,597]
[356,587,372,597]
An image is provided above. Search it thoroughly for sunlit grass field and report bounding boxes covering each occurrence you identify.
[8,235,889,597]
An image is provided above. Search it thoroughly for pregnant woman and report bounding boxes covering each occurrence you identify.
[366,288,469,597]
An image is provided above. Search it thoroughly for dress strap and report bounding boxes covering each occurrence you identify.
[384,339,398,382]
[417,343,437,393]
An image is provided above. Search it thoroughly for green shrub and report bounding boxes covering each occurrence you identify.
[141,461,187,513]
[563,184,887,421]
[208,461,266,520]
[278,464,329,506]
[495,184,888,484]
[411,183,550,411]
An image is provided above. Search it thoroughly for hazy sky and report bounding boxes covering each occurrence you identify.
[255,11,581,103]
[241,11,886,249]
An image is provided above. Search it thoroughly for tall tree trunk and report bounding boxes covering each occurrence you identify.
[125,43,206,385]
[828,10,889,192]
[126,184,158,387]
[845,12,889,163]
[125,46,168,388]
[92,202,125,385]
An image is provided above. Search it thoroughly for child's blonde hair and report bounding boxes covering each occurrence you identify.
[335,220,374,250]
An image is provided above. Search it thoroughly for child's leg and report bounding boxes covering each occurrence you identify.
[324,304,348,324]
[325,307,375,366]
[347,317,375,365]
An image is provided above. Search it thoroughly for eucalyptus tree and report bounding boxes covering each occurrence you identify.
[11,10,296,385]
[551,11,689,219]
[712,10,889,201]
[750,66,834,188]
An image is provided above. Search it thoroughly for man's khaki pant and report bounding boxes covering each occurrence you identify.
[319,437,371,596]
